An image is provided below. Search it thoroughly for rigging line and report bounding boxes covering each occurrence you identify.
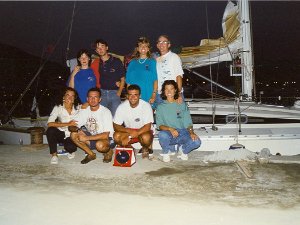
[185,72,230,99]
[30,3,54,105]
[40,4,53,63]
[186,73,230,99]
[65,1,77,61]
[7,14,78,118]
[249,0,256,97]
[213,38,223,95]
[205,3,217,129]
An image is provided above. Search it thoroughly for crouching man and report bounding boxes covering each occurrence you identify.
[69,88,114,164]
[113,85,154,159]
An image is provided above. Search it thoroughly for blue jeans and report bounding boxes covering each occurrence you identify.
[158,129,201,154]
[100,89,121,117]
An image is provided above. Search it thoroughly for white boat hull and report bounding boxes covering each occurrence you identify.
[2,123,299,156]
[1,102,300,156]
[190,123,300,156]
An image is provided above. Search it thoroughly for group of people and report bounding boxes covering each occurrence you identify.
[46,35,201,164]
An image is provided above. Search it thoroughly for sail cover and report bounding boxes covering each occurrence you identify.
[179,1,242,69]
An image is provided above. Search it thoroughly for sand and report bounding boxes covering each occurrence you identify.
[0,145,299,225]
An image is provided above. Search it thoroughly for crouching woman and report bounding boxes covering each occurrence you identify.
[46,87,79,164]
[155,80,201,162]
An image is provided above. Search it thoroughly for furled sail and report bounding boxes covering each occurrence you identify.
[180,1,242,69]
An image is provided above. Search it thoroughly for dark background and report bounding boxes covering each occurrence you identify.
[0,1,299,117]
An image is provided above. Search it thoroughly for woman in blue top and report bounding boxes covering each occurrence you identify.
[126,37,158,105]
[68,49,96,104]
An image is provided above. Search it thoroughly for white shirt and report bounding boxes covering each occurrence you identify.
[47,104,79,138]
[113,99,154,129]
[156,51,184,93]
[74,105,114,137]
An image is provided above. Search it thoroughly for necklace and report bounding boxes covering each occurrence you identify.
[138,58,147,64]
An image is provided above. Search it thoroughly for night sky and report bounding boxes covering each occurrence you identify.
[0,1,300,80]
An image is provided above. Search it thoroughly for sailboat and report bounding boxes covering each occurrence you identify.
[170,0,300,156]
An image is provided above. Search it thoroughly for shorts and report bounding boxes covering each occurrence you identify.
[128,128,153,144]
[81,130,115,150]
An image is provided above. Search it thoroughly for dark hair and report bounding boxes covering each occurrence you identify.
[95,38,108,47]
[127,84,141,95]
[132,37,151,59]
[76,49,91,66]
[87,87,101,97]
[55,87,80,107]
[160,80,179,100]
[157,34,171,43]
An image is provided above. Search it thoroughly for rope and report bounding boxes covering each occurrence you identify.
[6,10,78,121]
[205,3,218,130]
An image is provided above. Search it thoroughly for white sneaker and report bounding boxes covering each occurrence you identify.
[177,153,188,161]
[162,154,170,162]
[50,156,58,164]
[67,152,75,159]
[177,145,183,155]
[159,151,176,156]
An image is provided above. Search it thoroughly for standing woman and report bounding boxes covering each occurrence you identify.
[68,49,96,104]
[126,37,158,105]
[46,87,79,164]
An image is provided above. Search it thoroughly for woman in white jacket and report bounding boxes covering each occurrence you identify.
[46,87,80,164]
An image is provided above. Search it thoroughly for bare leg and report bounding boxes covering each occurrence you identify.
[70,132,96,164]
[113,131,131,146]
[95,139,113,163]
[139,131,153,158]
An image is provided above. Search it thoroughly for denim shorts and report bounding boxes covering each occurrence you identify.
[82,130,115,150]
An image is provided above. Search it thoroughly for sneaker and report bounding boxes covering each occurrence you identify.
[138,148,153,156]
[142,151,149,159]
[103,149,113,163]
[162,154,170,162]
[177,153,188,161]
[177,145,183,155]
[57,149,68,156]
[159,151,176,156]
[67,152,75,159]
[137,149,142,155]
[81,154,96,164]
[50,156,58,164]
[149,149,153,156]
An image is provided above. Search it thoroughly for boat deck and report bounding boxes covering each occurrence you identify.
[2,123,300,156]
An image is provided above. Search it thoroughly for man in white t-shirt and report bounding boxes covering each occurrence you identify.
[113,85,154,158]
[69,88,114,164]
[154,34,184,108]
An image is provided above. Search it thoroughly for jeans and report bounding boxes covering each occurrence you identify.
[46,127,77,154]
[100,89,121,117]
[158,128,201,154]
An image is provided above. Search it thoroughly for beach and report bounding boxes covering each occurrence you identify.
[0,145,299,225]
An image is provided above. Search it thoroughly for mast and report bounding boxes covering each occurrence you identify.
[239,0,254,100]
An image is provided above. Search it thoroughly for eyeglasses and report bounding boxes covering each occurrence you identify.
[157,41,169,45]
